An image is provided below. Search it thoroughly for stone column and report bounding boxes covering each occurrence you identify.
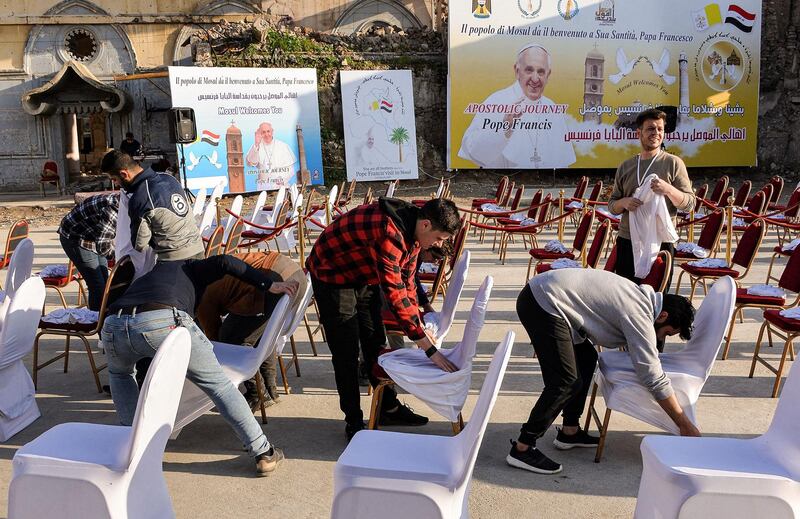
[296,124,310,185]
[63,113,81,179]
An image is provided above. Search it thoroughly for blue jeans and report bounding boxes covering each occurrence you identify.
[60,234,108,311]
[101,308,271,457]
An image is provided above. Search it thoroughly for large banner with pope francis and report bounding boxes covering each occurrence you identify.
[448,0,762,169]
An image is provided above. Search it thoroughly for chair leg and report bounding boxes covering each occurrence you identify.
[772,337,794,398]
[721,307,741,360]
[303,314,318,356]
[277,355,290,395]
[526,257,534,281]
[594,408,612,463]
[64,335,71,373]
[749,320,769,378]
[32,334,41,389]
[254,371,268,424]
[367,381,388,430]
[80,335,104,393]
[584,382,599,432]
[290,335,301,376]
[451,413,464,435]
[673,269,686,295]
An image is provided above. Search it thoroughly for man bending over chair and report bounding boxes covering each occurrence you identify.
[195,251,306,409]
[102,254,298,476]
[508,269,697,475]
[306,198,461,441]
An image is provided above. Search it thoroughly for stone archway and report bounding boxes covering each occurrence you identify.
[333,0,424,35]
[173,0,262,66]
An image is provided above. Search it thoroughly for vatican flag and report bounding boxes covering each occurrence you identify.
[692,3,723,31]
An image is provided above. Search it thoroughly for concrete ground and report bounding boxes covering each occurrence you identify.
[0,189,790,518]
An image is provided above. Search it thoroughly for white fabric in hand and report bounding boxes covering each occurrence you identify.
[630,173,679,278]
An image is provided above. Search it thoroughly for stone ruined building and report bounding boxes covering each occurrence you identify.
[0,0,438,191]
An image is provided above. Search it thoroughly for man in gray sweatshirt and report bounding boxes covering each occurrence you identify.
[507,269,698,474]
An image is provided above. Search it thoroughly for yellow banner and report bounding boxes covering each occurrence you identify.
[448,0,762,169]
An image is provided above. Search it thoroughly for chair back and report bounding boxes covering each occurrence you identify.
[362,187,373,206]
[720,187,734,207]
[662,276,736,380]
[604,244,618,272]
[42,161,58,175]
[204,226,225,258]
[385,180,397,198]
[326,184,340,224]
[192,187,207,218]
[125,327,191,471]
[707,176,729,206]
[4,220,29,263]
[731,219,765,270]
[447,275,492,370]
[732,180,751,207]
[769,175,784,205]
[586,220,610,268]
[198,194,218,237]
[279,274,313,343]
[455,331,515,489]
[223,218,244,254]
[499,181,515,207]
[245,191,268,230]
[266,187,287,224]
[537,193,553,223]
[745,189,767,215]
[222,195,244,241]
[783,187,800,218]
[343,179,357,204]
[763,363,800,466]
[572,211,594,253]
[696,210,725,252]
[0,277,46,367]
[587,180,603,202]
[509,185,524,210]
[572,176,589,199]
[692,184,708,213]
[209,180,225,204]
[251,295,292,366]
[96,256,135,331]
[4,238,33,298]
[494,176,509,200]
[641,250,672,292]
[526,189,543,218]
[448,221,470,271]
[436,250,471,343]
[778,244,800,294]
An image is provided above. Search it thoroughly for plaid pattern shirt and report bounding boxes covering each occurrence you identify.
[306,203,424,340]
[58,194,119,258]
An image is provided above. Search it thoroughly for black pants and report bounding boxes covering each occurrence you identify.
[310,276,398,426]
[517,285,598,446]
[614,236,675,293]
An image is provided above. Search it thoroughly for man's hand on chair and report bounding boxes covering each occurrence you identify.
[269,280,299,297]
[678,417,701,437]
[430,351,458,373]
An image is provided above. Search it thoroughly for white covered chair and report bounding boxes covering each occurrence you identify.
[307,184,338,231]
[586,276,737,461]
[331,330,515,519]
[170,295,291,437]
[243,190,268,232]
[276,274,314,391]
[274,192,302,252]
[8,327,192,519]
[221,194,244,242]
[385,180,397,198]
[0,238,34,330]
[0,277,46,442]
[423,250,470,345]
[635,362,800,518]
[377,274,491,427]
[199,192,219,238]
[191,186,207,220]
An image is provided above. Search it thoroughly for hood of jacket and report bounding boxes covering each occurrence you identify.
[379,197,418,246]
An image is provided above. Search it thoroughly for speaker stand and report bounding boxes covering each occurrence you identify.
[179,143,195,202]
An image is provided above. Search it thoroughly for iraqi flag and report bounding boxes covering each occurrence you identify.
[200,129,220,146]
[725,4,756,32]
[379,99,393,113]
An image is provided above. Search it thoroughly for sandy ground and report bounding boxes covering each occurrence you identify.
[0,184,792,518]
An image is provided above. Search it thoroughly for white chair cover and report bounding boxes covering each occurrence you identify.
[378,275,491,422]
[630,173,679,278]
[385,181,396,198]
[170,295,292,437]
[0,277,45,441]
[275,193,301,251]
[422,250,470,345]
[276,274,314,356]
[332,331,515,519]
[635,362,800,518]
[244,191,268,231]
[221,194,243,242]
[308,185,338,230]
[8,328,191,519]
[209,179,225,205]
[595,276,736,434]
[115,190,156,279]
[198,192,218,238]
[3,238,33,298]
[192,187,207,219]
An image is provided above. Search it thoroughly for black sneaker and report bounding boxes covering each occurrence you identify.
[345,421,366,441]
[380,403,429,426]
[552,427,600,450]
[506,440,562,474]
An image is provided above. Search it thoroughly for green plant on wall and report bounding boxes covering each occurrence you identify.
[389,127,410,162]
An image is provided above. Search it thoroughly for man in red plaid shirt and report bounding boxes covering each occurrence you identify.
[307,197,461,440]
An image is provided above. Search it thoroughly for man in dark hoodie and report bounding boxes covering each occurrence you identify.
[306,197,462,440]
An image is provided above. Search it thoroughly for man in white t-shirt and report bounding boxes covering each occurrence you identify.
[246,122,298,189]
[458,44,576,169]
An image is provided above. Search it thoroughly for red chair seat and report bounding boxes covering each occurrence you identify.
[471,198,496,207]
[418,271,438,282]
[38,319,97,333]
[774,245,793,256]
[528,249,575,260]
[241,230,276,239]
[41,275,75,287]
[735,287,785,306]
[679,264,740,278]
[497,218,521,226]
[535,263,553,274]
[764,309,800,333]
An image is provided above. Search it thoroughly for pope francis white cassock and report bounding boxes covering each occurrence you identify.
[458,44,576,169]
[246,122,298,189]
